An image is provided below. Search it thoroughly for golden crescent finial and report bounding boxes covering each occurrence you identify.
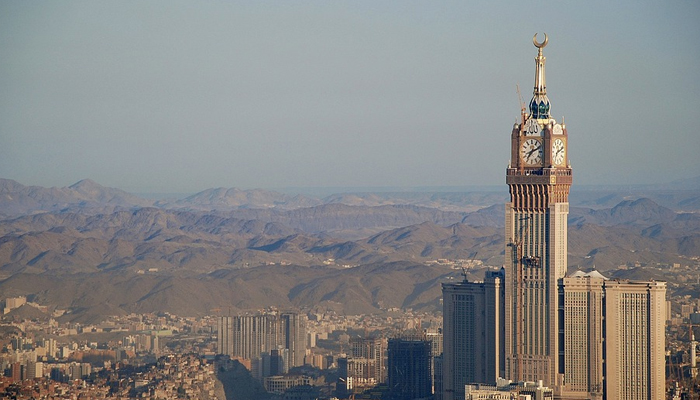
[533,33,548,49]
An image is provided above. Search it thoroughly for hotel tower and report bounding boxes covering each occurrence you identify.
[504,33,571,387]
[443,35,666,400]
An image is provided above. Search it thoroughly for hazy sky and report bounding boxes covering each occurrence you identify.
[1,1,698,193]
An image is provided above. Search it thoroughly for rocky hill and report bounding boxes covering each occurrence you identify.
[4,176,699,218]
[163,187,322,211]
[1,178,699,320]
[0,178,153,218]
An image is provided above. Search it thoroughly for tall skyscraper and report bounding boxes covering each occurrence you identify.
[559,272,666,400]
[442,270,504,400]
[217,312,306,368]
[281,312,307,367]
[387,338,433,400]
[560,272,606,399]
[218,316,234,357]
[232,314,281,360]
[425,327,443,397]
[504,33,571,387]
[600,279,666,400]
[441,35,666,400]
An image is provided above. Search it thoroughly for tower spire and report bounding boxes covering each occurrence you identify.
[529,33,550,119]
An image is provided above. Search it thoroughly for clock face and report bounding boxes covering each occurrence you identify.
[521,138,543,165]
[523,118,542,136]
[552,138,565,165]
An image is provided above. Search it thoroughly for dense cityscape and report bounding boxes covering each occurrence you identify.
[1,276,699,400]
[1,6,699,399]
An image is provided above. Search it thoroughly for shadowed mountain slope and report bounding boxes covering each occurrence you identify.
[1,178,699,320]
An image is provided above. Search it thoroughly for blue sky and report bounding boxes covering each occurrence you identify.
[1,1,698,193]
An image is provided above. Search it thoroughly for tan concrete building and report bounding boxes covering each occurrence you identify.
[465,379,553,400]
[559,272,666,400]
[559,272,606,399]
[602,279,666,400]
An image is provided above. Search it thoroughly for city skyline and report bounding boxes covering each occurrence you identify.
[1,1,699,193]
[439,33,668,400]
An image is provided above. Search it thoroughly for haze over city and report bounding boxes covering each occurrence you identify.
[2,3,700,398]
[1,1,698,194]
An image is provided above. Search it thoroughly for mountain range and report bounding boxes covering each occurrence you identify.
[1,177,699,321]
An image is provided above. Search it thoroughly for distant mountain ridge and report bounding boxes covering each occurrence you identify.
[165,187,322,210]
[0,178,153,217]
[3,177,699,219]
[1,178,699,320]
[1,195,697,275]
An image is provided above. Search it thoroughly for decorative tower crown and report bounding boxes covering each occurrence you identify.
[529,33,550,119]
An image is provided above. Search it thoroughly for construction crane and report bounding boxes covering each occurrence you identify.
[461,252,478,282]
[461,267,469,283]
[516,84,527,116]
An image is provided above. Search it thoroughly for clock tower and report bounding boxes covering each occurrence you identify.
[504,34,572,387]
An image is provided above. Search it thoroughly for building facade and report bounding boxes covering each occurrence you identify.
[601,279,666,400]
[559,273,666,400]
[442,270,504,400]
[281,312,307,368]
[338,337,387,393]
[387,338,433,400]
[217,312,306,369]
[465,380,554,400]
[559,273,606,399]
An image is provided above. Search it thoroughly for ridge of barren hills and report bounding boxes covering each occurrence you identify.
[0,262,466,323]
[1,178,699,320]
[3,177,700,218]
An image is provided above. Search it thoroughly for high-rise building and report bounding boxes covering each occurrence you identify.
[234,314,281,361]
[600,279,666,400]
[387,338,433,400]
[269,347,290,375]
[218,316,233,356]
[338,337,387,393]
[559,272,666,400]
[441,34,666,400]
[504,33,572,387]
[559,272,606,399]
[350,337,386,384]
[25,361,43,380]
[424,328,443,360]
[217,312,306,368]
[433,355,443,400]
[68,362,91,380]
[281,312,307,367]
[10,362,22,382]
[425,327,443,397]
[442,270,504,400]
